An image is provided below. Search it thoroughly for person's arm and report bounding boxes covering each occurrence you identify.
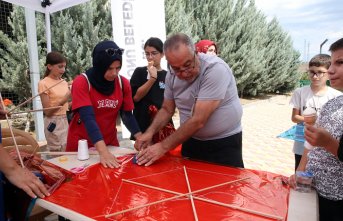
[289,89,304,123]
[79,106,103,143]
[160,99,220,152]
[0,146,49,198]
[39,93,52,116]
[296,148,309,171]
[134,99,175,150]
[57,89,71,108]
[39,90,71,117]
[338,135,343,161]
[289,148,309,188]
[120,110,141,139]
[291,108,304,124]
[305,124,339,157]
[136,98,221,166]
[0,108,8,120]
[132,67,158,102]
[78,106,120,168]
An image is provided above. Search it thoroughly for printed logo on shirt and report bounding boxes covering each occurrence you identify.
[302,106,320,113]
[159,81,165,89]
[97,99,119,109]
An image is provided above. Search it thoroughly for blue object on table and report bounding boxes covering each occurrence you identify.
[132,154,137,164]
[277,124,305,143]
[296,171,313,178]
[32,171,44,182]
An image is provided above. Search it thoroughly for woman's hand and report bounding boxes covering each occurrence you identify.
[99,150,120,168]
[95,140,120,168]
[147,61,157,79]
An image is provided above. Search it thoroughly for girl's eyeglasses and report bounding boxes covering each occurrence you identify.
[105,48,125,56]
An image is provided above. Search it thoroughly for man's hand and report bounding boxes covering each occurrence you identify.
[6,166,50,199]
[136,142,168,166]
[134,132,153,151]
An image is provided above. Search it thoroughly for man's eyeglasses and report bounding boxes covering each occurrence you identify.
[308,71,327,78]
[105,48,124,56]
[145,51,160,58]
[168,53,196,75]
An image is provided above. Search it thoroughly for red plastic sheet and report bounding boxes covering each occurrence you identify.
[45,155,290,220]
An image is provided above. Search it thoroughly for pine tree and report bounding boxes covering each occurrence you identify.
[164,0,301,96]
[227,0,268,96]
[50,0,112,79]
[165,0,195,38]
[0,0,112,101]
[0,6,44,103]
[1,0,302,101]
[262,18,301,93]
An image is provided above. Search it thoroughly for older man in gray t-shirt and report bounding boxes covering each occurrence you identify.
[135,33,244,168]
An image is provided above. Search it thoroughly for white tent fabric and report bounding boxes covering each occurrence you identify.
[2,0,91,51]
[2,0,91,141]
[2,0,91,14]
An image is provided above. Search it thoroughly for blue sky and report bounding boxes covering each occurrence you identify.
[255,0,343,62]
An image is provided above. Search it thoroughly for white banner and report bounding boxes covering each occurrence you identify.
[111,0,167,80]
[111,0,166,138]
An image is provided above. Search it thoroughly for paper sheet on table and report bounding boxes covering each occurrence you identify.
[47,146,137,171]
[45,155,290,221]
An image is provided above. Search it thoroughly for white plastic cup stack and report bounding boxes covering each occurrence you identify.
[77,139,89,161]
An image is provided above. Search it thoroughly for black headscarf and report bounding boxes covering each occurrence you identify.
[85,40,123,95]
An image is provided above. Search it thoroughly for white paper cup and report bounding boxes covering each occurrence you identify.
[77,139,89,161]
[303,113,317,125]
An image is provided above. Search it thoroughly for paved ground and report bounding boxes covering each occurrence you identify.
[119,94,296,177]
[241,95,295,177]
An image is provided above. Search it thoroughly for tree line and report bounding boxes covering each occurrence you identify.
[0,0,301,104]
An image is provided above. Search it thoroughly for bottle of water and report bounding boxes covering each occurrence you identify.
[295,171,313,193]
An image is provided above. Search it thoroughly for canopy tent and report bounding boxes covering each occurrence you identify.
[2,0,167,142]
[3,0,91,14]
[3,0,91,51]
[2,0,91,141]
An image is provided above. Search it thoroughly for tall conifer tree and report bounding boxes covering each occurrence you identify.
[0,0,112,100]
[165,0,301,96]
[165,0,194,37]
[0,6,44,102]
